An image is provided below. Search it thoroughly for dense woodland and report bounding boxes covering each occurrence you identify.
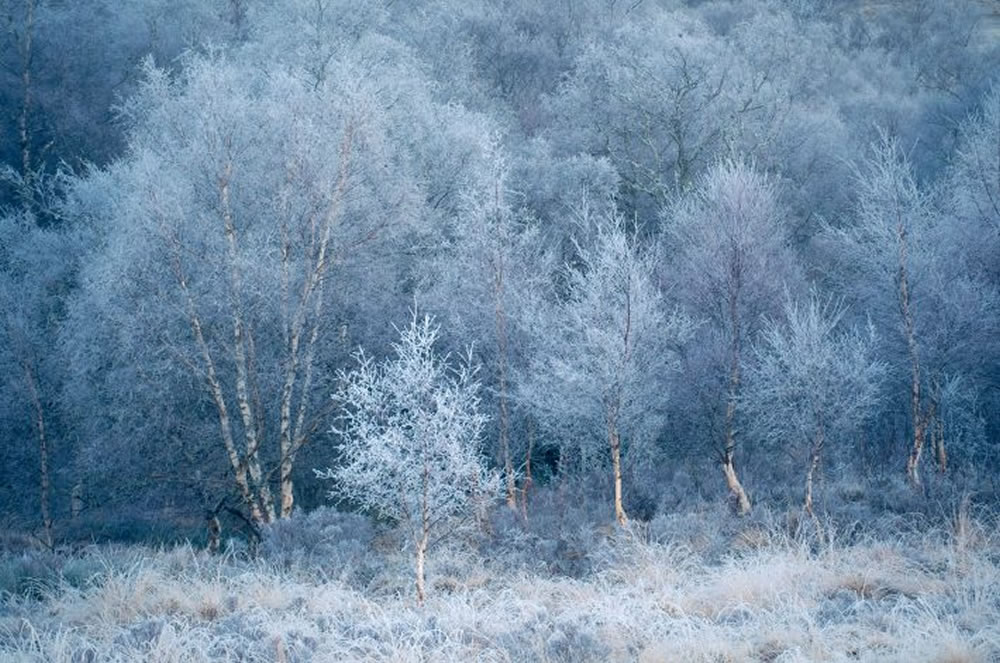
[2,0,1000,556]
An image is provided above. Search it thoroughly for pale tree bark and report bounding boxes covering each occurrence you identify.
[278,122,354,518]
[217,152,276,522]
[22,360,52,549]
[722,445,751,516]
[185,122,355,525]
[802,424,826,544]
[722,254,752,515]
[415,531,428,606]
[723,383,751,515]
[608,417,628,527]
[929,381,947,473]
[804,423,824,517]
[897,220,927,487]
[167,229,265,524]
[4,307,53,546]
[520,417,534,523]
[606,273,634,528]
[276,192,299,517]
[416,455,431,606]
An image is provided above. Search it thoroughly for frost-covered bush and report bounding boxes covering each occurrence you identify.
[259,507,377,585]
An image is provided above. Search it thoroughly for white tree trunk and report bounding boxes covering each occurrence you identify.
[897,221,926,488]
[804,426,823,516]
[23,361,51,548]
[608,418,628,527]
[169,238,265,524]
[278,124,354,518]
[415,531,428,606]
[723,275,751,515]
[217,158,275,522]
[723,394,751,515]
[723,448,752,516]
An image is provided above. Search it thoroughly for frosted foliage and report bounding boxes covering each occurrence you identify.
[56,41,489,509]
[826,133,935,293]
[528,204,691,449]
[668,159,793,322]
[949,87,1000,273]
[0,213,72,356]
[928,375,990,468]
[554,11,731,206]
[321,314,498,536]
[0,212,76,418]
[746,294,885,452]
[4,0,1000,556]
[427,132,541,347]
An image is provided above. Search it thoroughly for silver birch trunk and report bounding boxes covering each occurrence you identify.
[608,412,628,527]
[168,235,265,524]
[722,255,751,515]
[723,360,751,515]
[278,123,354,518]
[897,221,926,487]
[218,157,275,522]
[23,361,51,548]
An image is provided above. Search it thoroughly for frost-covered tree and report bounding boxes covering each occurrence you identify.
[526,203,691,526]
[0,0,233,210]
[424,133,546,511]
[745,294,885,515]
[824,133,938,485]
[550,11,732,217]
[62,46,484,527]
[919,86,1000,474]
[5,0,1000,545]
[664,159,799,515]
[246,0,389,89]
[948,86,1000,279]
[318,313,498,604]
[722,8,859,229]
[0,211,79,546]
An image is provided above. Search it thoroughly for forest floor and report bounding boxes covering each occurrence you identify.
[1,493,998,662]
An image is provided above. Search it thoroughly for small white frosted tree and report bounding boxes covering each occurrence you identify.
[317,313,499,604]
[745,293,885,516]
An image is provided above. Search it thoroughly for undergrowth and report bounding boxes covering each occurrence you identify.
[1,492,998,662]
